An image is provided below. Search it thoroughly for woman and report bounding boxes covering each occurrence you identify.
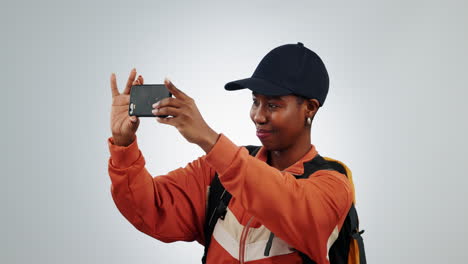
[108,43,353,264]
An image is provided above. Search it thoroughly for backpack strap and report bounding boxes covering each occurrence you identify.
[264,153,341,262]
[201,145,261,264]
[297,154,346,179]
[349,204,366,264]
[303,155,366,264]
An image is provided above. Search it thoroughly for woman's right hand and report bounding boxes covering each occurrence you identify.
[110,68,144,146]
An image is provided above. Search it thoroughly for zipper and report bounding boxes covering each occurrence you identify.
[239,216,254,264]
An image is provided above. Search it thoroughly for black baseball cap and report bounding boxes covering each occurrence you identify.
[224,42,329,107]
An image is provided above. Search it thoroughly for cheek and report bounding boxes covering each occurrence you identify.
[276,110,303,130]
[249,107,255,122]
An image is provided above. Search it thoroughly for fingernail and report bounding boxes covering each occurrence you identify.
[153,102,160,108]
[164,77,171,83]
[152,109,158,114]
[132,68,136,72]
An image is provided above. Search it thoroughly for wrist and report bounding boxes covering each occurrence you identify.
[112,135,136,147]
[199,129,219,154]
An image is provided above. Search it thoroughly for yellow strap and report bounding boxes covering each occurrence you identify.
[347,239,360,264]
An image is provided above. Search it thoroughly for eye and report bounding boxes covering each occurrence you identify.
[252,98,259,106]
[268,103,279,109]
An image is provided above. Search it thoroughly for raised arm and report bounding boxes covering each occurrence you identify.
[108,136,214,244]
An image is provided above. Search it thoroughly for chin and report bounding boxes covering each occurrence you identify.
[259,140,283,151]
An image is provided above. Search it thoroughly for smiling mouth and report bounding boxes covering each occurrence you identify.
[256,130,273,139]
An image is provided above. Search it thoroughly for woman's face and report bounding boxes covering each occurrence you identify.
[250,92,309,150]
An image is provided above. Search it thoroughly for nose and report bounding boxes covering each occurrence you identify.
[251,105,268,124]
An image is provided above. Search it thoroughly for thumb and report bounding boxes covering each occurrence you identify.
[129,115,139,123]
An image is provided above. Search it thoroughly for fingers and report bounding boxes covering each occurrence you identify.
[164,78,190,100]
[152,106,181,117]
[123,68,137,94]
[156,116,176,126]
[110,73,119,97]
[153,97,184,109]
[132,75,143,86]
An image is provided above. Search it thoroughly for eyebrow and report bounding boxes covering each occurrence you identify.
[252,92,284,101]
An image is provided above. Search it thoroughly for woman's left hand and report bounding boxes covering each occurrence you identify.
[152,78,219,153]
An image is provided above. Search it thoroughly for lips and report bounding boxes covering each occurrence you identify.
[256,129,273,139]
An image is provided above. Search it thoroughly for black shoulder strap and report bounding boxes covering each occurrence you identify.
[297,154,347,179]
[289,154,341,264]
[201,145,260,264]
[301,155,366,264]
[349,204,366,264]
[295,154,351,264]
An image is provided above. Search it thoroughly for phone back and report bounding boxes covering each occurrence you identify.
[129,84,172,117]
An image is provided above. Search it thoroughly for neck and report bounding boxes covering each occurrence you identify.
[267,131,312,171]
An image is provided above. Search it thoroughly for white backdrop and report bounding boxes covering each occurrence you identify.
[2,0,468,263]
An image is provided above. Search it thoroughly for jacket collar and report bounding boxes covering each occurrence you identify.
[254,144,319,175]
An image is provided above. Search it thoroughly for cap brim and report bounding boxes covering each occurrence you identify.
[224,77,292,96]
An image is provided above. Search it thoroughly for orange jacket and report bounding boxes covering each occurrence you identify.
[108,133,353,264]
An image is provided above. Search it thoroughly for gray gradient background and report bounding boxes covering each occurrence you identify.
[2,0,467,263]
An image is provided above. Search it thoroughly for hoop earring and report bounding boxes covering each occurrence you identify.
[307,117,312,125]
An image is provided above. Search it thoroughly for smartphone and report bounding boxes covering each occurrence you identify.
[129,84,172,117]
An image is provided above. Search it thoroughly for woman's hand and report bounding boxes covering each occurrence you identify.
[109,68,144,146]
[152,78,219,153]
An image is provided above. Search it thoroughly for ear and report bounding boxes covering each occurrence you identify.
[306,99,320,117]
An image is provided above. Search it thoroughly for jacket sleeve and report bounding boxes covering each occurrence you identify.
[107,136,214,244]
[204,134,353,263]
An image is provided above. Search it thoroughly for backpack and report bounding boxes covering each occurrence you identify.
[202,145,366,264]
